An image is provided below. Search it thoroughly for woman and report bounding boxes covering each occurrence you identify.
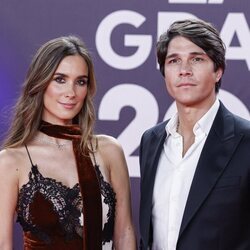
[0,36,136,249]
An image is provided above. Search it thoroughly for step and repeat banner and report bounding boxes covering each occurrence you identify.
[1,0,249,246]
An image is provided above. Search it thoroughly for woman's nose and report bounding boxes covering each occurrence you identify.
[64,83,76,98]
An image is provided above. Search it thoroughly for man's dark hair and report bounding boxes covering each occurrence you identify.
[157,19,226,93]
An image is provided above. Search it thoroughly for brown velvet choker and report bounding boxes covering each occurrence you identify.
[39,120,102,249]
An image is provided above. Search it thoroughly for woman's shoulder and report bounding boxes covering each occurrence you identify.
[94,135,126,168]
[95,134,123,152]
[0,147,26,170]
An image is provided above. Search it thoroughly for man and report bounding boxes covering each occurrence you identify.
[139,18,250,250]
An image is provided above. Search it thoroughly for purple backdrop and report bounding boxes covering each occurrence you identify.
[1,0,250,248]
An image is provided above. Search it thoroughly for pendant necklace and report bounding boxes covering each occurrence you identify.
[32,134,72,150]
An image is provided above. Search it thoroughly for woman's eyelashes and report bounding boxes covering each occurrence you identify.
[53,75,88,86]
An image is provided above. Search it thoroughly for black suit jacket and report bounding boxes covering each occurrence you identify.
[139,102,250,250]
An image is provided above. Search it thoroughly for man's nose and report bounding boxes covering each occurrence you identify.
[179,61,193,76]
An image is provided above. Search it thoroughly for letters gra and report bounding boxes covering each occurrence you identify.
[96,11,250,70]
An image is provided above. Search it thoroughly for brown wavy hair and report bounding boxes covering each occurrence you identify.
[3,35,96,152]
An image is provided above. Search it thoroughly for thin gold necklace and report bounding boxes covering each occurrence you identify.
[32,134,72,150]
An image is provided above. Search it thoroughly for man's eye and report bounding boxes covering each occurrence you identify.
[168,58,180,64]
[192,57,204,63]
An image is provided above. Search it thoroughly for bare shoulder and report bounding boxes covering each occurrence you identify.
[0,147,26,172]
[94,135,129,182]
[96,134,123,154]
[94,134,126,168]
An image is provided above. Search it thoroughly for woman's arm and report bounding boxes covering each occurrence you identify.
[0,149,19,250]
[99,136,137,249]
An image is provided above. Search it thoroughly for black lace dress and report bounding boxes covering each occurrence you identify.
[16,146,116,250]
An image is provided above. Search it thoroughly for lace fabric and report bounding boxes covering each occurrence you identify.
[16,163,116,246]
[95,166,116,244]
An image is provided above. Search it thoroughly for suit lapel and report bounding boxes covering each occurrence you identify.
[142,123,167,204]
[140,122,167,246]
[178,103,243,238]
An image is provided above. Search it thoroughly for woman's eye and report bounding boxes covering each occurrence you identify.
[77,78,88,86]
[54,77,65,83]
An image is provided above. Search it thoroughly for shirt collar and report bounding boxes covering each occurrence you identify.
[195,98,220,136]
[166,113,179,137]
[166,99,220,137]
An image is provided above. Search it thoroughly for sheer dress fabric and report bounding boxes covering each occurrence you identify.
[16,146,116,250]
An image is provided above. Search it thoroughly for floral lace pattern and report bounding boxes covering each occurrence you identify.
[16,163,116,245]
[95,165,116,244]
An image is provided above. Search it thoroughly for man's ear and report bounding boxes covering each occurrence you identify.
[215,68,223,82]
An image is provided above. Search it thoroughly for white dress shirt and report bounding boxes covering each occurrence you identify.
[151,99,220,250]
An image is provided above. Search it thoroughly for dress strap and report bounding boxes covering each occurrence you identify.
[24,144,35,166]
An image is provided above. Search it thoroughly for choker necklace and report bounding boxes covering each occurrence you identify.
[32,134,72,150]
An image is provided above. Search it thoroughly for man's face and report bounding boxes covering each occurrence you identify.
[164,36,222,109]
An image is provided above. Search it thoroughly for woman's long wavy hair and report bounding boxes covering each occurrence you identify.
[3,35,96,152]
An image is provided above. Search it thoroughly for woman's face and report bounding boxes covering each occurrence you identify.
[42,55,89,125]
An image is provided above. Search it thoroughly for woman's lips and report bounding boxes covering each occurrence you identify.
[59,102,76,109]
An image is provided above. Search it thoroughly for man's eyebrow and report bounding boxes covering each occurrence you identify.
[165,53,178,59]
[189,51,207,56]
[166,51,207,59]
